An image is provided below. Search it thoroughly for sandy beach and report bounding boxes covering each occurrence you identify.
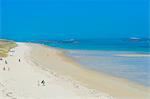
[0,42,149,99]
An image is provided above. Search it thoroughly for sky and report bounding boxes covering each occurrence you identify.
[0,0,149,40]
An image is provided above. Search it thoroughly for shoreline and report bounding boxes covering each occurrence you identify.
[64,49,150,87]
[28,43,150,99]
[0,42,149,99]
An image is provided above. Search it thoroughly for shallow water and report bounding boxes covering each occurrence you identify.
[66,50,150,87]
[40,38,150,86]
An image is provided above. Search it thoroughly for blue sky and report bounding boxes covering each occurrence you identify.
[1,0,149,40]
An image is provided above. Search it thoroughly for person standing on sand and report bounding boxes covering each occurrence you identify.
[5,60,8,64]
[19,59,21,62]
[3,67,6,71]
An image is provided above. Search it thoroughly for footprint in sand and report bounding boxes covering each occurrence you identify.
[5,91,17,99]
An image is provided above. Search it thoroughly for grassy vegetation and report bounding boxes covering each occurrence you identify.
[0,40,17,57]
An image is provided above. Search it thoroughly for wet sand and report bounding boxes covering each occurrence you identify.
[28,43,150,99]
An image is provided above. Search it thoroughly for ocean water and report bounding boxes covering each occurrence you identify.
[40,38,150,86]
[41,38,150,52]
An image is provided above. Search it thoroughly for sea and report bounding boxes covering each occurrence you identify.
[38,38,150,87]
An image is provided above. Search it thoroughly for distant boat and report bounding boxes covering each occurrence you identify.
[60,39,79,44]
[130,37,140,40]
[129,37,141,42]
[63,38,75,42]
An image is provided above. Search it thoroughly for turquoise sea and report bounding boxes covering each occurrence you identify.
[39,38,150,87]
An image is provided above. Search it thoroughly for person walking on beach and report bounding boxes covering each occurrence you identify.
[41,80,45,86]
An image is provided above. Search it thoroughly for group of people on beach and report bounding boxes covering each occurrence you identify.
[0,50,46,87]
[0,58,21,71]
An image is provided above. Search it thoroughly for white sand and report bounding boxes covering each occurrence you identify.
[0,43,114,99]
